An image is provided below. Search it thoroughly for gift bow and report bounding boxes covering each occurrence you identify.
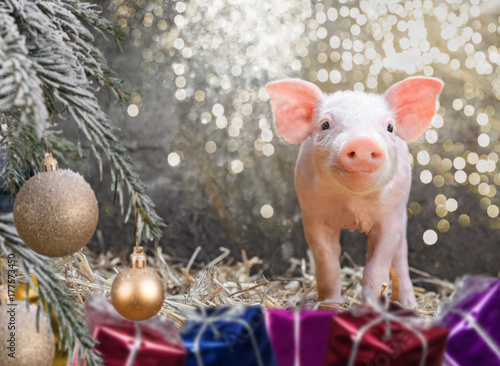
[348,290,430,366]
[182,306,264,366]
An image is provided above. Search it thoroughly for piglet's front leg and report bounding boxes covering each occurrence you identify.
[303,219,343,303]
[391,235,417,307]
[362,221,407,304]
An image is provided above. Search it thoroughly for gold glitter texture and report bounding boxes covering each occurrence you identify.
[13,170,98,257]
[0,288,55,365]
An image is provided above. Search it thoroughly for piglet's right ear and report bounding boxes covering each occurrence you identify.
[266,79,323,144]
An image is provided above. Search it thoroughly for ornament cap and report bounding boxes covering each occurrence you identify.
[42,153,59,172]
[130,246,147,269]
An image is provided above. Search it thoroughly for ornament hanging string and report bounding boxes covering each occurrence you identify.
[45,109,56,154]
[133,191,139,247]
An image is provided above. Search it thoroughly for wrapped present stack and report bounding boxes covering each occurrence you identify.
[71,275,500,366]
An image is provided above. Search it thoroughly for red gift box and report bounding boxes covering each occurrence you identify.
[93,322,186,366]
[324,300,449,366]
[70,297,186,366]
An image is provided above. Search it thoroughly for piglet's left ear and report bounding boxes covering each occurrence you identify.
[385,77,443,143]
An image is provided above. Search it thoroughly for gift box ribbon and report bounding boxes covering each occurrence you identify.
[183,307,265,366]
[448,309,500,358]
[126,322,142,366]
[293,309,300,366]
[348,293,430,366]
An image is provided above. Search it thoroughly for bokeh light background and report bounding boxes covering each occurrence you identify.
[89,0,500,281]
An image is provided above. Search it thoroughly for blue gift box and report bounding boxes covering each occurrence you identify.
[181,306,278,366]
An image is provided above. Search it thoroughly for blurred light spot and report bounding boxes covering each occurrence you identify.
[423,230,438,245]
[452,99,464,110]
[262,143,275,156]
[443,140,454,151]
[431,115,444,128]
[464,105,475,116]
[420,170,432,184]
[441,158,452,171]
[458,214,471,227]
[436,205,448,217]
[229,160,244,174]
[216,116,228,129]
[318,69,328,82]
[478,133,490,147]
[227,139,239,151]
[487,205,499,218]
[261,129,273,142]
[195,90,206,102]
[455,170,467,184]
[175,89,186,101]
[467,152,479,164]
[435,194,446,205]
[433,175,444,188]
[330,70,341,83]
[417,151,430,165]
[261,204,274,219]
[205,141,216,154]
[476,159,488,173]
[425,130,438,144]
[477,113,489,125]
[175,2,186,12]
[212,103,224,117]
[409,202,421,215]
[127,104,139,117]
[200,112,211,124]
[445,199,458,212]
[453,157,466,170]
[478,183,490,196]
[168,152,180,167]
[437,220,450,233]
[480,197,491,210]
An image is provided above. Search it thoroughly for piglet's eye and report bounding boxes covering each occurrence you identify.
[321,121,330,131]
[387,124,394,133]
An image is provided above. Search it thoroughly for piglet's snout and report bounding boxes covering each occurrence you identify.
[339,136,385,173]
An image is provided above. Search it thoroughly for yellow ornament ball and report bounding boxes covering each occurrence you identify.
[13,153,98,257]
[0,287,55,365]
[111,247,165,321]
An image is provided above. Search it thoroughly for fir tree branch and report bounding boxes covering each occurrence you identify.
[0,215,103,366]
[0,0,164,240]
[0,115,44,192]
[0,8,48,137]
[0,1,164,365]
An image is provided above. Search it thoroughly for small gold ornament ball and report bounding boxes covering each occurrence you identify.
[0,292,55,365]
[111,266,165,321]
[111,247,165,321]
[13,169,98,257]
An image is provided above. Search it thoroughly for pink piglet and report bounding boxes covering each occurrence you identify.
[266,77,443,307]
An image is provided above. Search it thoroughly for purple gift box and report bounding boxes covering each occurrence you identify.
[265,308,336,366]
[439,276,500,366]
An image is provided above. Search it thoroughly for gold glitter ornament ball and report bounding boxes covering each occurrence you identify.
[0,288,55,365]
[13,155,98,257]
[111,247,165,321]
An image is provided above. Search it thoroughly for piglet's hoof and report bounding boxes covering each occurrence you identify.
[317,295,346,310]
